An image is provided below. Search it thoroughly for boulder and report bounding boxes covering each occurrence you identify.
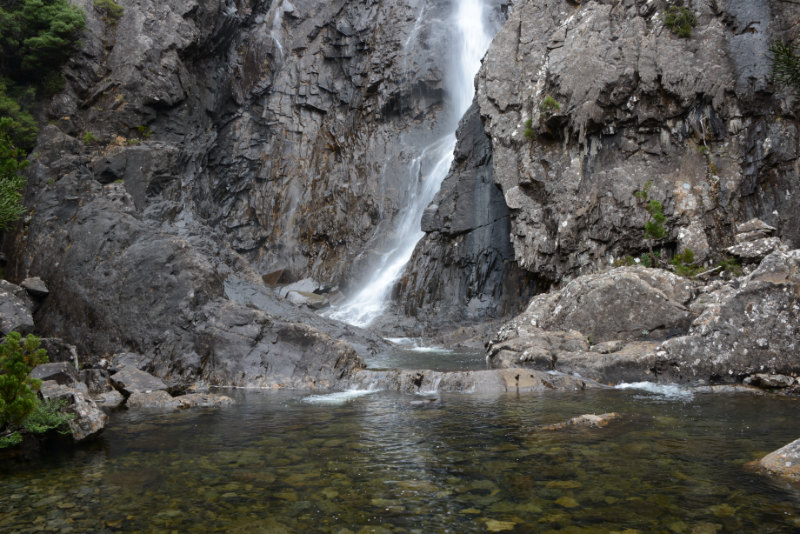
[521,267,694,343]
[31,362,80,386]
[656,249,800,383]
[743,374,795,389]
[176,393,235,408]
[110,366,167,396]
[285,290,329,309]
[94,389,125,408]
[126,390,180,409]
[38,338,80,366]
[537,413,622,431]
[39,381,107,442]
[20,277,49,298]
[751,438,800,483]
[80,368,111,395]
[0,280,34,335]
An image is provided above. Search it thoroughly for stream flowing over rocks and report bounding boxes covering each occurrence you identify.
[0,0,798,405]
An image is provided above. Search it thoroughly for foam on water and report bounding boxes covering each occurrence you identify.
[302,389,379,405]
[615,382,694,400]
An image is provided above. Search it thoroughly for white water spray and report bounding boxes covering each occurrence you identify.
[329,0,494,327]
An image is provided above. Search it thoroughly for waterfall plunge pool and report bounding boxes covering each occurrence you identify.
[2,389,800,532]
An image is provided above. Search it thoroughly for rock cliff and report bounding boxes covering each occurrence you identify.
[469,0,800,282]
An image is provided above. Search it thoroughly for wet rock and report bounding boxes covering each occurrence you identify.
[279,278,321,299]
[31,362,80,386]
[345,368,594,395]
[743,374,795,389]
[537,413,622,431]
[110,367,167,396]
[39,381,106,442]
[0,280,34,335]
[126,390,180,409]
[751,437,800,483]
[94,389,125,408]
[20,277,49,298]
[285,290,329,310]
[176,393,235,408]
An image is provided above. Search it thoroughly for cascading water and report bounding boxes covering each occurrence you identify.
[329,0,494,327]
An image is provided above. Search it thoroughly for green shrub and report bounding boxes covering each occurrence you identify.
[82,130,98,145]
[523,118,534,140]
[93,0,123,25]
[770,40,800,95]
[22,397,73,435]
[645,199,666,240]
[672,248,702,277]
[540,95,560,114]
[663,6,696,38]
[0,121,28,230]
[716,255,742,277]
[0,332,48,428]
[136,125,151,139]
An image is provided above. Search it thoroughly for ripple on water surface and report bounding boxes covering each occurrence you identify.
[2,389,800,532]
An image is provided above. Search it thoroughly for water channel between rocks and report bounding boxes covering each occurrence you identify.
[2,384,800,533]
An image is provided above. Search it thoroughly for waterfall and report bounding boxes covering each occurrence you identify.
[328,0,494,327]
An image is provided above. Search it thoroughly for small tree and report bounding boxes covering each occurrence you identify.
[0,331,48,428]
[770,40,800,95]
[635,181,666,266]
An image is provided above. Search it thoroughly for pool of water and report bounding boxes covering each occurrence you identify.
[373,338,487,371]
[2,388,800,532]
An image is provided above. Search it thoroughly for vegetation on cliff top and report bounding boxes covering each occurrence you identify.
[0,0,85,229]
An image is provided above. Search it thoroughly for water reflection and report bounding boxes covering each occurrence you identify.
[2,390,800,532]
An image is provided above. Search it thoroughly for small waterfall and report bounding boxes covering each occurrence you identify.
[329,0,494,327]
[270,1,287,57]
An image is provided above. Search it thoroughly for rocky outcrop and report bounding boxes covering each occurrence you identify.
[39,381,107,442]
[488,247,800,386]
[655,248,800,383]
[474,0,800,283]
[396,102,536,325]
[750,437,800,483]
[0,280,34,335]
[345,367,594,394]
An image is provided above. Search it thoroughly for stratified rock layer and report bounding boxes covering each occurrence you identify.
[474,0,800,282]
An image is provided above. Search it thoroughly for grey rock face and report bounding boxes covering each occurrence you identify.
[655,249,800,383]
[475,0,800,283]
[0,280,34,335]
[489,248,800,385]
[20,277,49,298]
[397,102,536,324]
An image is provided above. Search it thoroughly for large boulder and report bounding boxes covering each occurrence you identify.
[39,381,107,442]
[751,437,800,483]
[109,366,168,396]
[655,249,800,383]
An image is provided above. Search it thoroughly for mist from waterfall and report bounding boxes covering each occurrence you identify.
[328,0,493,327]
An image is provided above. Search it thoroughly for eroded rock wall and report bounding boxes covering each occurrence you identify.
[475,0,800,282]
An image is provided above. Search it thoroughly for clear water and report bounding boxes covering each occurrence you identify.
[372,338,487,372]
[3,389,800,532]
